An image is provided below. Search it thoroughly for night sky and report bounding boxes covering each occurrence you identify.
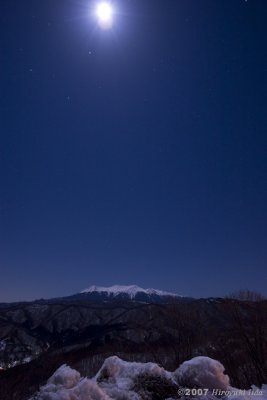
[1,0,266,302]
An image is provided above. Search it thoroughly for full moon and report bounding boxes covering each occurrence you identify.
[96,2,113,29]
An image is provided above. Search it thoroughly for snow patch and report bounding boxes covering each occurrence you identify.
[0,340,6,351]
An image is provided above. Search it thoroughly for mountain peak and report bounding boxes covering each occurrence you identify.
[80,284,180,299]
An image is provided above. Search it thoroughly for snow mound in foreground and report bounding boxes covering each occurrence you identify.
[33,364,109,400]
[95,355,175,399]
[96,355,173,387]
[48,364,80,388]
[174,356,230,390]
[30,356,267,400]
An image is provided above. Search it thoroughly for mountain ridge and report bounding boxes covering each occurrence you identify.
[80,284,182,299]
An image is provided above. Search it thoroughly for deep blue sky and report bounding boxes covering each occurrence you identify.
[1,0,266,302]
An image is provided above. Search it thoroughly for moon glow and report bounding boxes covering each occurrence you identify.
[96,2,113,29]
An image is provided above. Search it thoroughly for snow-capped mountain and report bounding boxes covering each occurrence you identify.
[81,284,179,298]
[77,284,182,303]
